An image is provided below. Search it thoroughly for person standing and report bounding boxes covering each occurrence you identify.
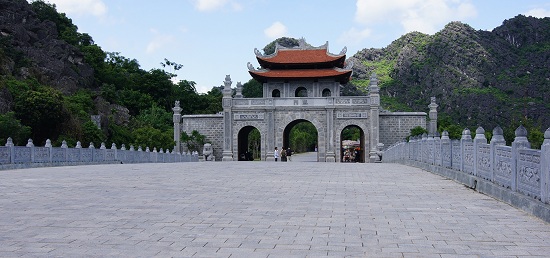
[286,147,292,161]
[274,147,279,161]
[281,147,287,162]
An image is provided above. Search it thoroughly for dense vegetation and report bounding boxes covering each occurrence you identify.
[0,0,221,150]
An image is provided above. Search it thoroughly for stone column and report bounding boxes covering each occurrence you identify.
[368,73,380,162]
[172,101,182,153]
[541,128,550,204]
[490,126,506,182]
[222,75,234,161]
[325,107,335,162]
[428,97,438,136]
[265,99,275,161]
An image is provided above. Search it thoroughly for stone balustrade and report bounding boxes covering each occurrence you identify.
[383,125,550,222]
[0,138,198,170]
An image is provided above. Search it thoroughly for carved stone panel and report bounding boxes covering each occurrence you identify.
[234,113,265,120]
[517,149,541,199]
[336,111,368,119]
[494,146,512,188]
[476,144,491,179]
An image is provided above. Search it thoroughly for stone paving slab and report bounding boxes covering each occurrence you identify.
[0,161,549,257]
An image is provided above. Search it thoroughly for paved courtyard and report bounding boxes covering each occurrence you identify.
[1,156,549,257]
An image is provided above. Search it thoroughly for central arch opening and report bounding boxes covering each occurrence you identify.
[340,125,365,163]
[283,119,318,162]
[238,126,260,161]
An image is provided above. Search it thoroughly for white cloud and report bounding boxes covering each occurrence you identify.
[524,8,550,18]
[192,0,242,11]
[338,27,372,46]
[46,0,107,17]
[146,29,176,54]
[354,0,477,34]
[264,22,288,39]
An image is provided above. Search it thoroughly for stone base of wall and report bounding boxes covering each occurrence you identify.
[399,160,550,224]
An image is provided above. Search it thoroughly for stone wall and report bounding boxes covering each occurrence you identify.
[182,114,224,161]
[380,112,427,148]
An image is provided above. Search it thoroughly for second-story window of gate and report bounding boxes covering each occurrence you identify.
[272,89,281,97]
[322,88,331,97]
[295,87,307,97]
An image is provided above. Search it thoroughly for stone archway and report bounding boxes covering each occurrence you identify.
[340,125,366,163]
[335,120,369,163]
[282,119,319,161]
[233,122,266,161]
[237,126,261,161]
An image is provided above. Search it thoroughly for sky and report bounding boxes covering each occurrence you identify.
[36,0,550,93]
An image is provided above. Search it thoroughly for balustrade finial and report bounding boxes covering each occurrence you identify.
[6,137,13,147]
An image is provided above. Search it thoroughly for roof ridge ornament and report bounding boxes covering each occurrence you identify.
[247,62,256,71]
[298,38,307,49]
[254,48,263,57]
[339,46,347,55]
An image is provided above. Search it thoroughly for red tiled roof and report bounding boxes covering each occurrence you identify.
[258,49,345,64]
[249,68,352,83]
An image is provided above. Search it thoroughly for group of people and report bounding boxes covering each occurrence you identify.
[273,147,292,162]
[343,148,361,162]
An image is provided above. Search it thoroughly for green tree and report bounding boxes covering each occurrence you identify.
[133,103,172,131]
[408,126,428,141]
[13,86,69,144]
[341,126,361,141]
[0,112,31,145]
[181,130,206,154]
[82,120,106,147]
[289,122,317,152]
[242,79,263,98]
[248,128,261,160]
[438,115,463,139]
[132,126,173,151]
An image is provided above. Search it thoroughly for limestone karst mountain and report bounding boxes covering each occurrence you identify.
[349,15,550,134]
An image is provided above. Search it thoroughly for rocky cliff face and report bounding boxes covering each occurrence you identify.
[0,0,94,94]
[351,15,550,130]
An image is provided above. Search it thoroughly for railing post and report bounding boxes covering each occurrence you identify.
[541,128,550,204]
[75,141,82,162]
[89,142,95,162]
[6,137,14,164]
[490,127,506,183]
[26,139,35,163]
[473,127,487,177]
[44,139,53,163]
[61,140,68,162]
[511,125,530,191]
[111,143,117,162]
[460,128,472,172]
[441,131,451,168]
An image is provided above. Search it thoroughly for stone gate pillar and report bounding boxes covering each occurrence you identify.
[428,97,438,136]
[368,73,380,162]
[325,107,336,162]
[172,101,182,153]
[222,75,234,161]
